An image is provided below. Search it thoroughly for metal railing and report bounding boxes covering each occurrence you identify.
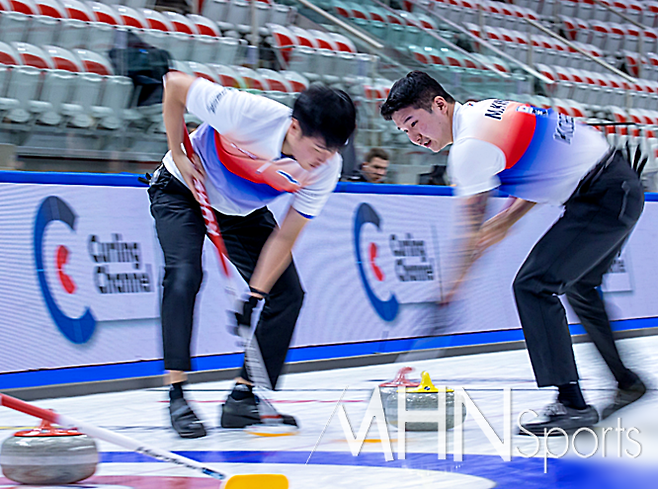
[405,0,554,86]
[294,0,385,50]
[524,17,637,110]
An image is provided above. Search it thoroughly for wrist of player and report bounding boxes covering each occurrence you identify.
[234,287,268,330]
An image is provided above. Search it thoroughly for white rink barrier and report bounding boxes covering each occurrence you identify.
[1,173,657,389]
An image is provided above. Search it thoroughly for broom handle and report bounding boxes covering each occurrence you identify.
[0,393,226,481]
[182,123,231,277]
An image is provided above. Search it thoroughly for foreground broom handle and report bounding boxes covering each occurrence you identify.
[0,393,226,481]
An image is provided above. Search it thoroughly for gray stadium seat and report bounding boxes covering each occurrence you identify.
[25,14,59,46]
[0,65,44,124]
[61,71,103,128]
[93,75,141,130]
[58,18,90,50]
[0,65,10,97]
[37,69,77,126]
[215,36,239,65]
[140,29,170,51]
[0,11,29,43]
[288,46,319,82]
[167,31,192,60]
[189,34,220,64]
[87,22,117,54]
[201,0,233,32]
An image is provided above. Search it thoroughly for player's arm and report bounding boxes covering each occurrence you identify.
[162,71,205,201]
[477,198,536,252]
[441,191,489,304]
[248,207,310,298]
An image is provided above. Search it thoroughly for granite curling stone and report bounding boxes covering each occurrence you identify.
[378,366,420,405]
[382,371,467,431]
[1,419,98,484]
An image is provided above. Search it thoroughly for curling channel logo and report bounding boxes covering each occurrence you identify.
[34,196,96,344]
[353,203,436,322]
[33,196,156,344]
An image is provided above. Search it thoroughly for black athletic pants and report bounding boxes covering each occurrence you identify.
[148,166,304,389]
[513,150,644,388]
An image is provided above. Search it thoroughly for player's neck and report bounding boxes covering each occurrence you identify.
[281,130,294,158]
[446,102,456,144]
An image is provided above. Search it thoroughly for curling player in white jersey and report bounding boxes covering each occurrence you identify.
[148,72,356,438]
[380,71,646,435]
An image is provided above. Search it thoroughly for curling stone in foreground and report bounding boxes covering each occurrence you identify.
[1,419,98,484]
[382,371,467,431]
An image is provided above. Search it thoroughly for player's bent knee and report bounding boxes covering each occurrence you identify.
[165,265,203,296]
[512,269,544,298]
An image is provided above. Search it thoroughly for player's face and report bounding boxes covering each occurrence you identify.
[392,97,452,153]
[296,135,335,170]
[287,121,337,170]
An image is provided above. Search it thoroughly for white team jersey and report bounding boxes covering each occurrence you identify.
[448,100,610,205]
[162,78,342,218]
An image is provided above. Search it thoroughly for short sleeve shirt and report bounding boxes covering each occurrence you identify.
[162,78,342,217]
[448,100,610,205]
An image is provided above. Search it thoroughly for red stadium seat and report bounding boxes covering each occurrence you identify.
[560,15,578,42]
[308,29,338,51]
[366,5,385,23]
[7,0,37,14]
[233,66,266,90]
[208,63,243,88]
[280,70,308,92]
[0,40,20,65]
[624,0,644,24]
[646,1,658,28]
[42,45,83,71]
[34,0,66,18]
[288,26,318,49]
[61,0,91,21]
[348,2,368,21]
[269,24,298,64]
[535,63,556,82]
[187,14,220,37]
[186,61,218,82]
[162,10,198,35]
[141,8,173,32]
[112,5,147,29]
[644,29,658,55]
[331,0,351,20]
[256,68,292,92]
[87,1,122,25]
[328,32,356,53]
[72,48,113,75]
[11,42,53,68]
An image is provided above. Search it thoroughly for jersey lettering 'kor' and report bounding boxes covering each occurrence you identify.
[449,100,609,204]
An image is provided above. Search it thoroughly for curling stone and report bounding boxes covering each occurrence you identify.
[382,371,466,431]
[378,367,420,405]
[1,419,98,484]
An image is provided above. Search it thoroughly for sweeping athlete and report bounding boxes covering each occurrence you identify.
[149,72,355,438]
[380,71,646,434]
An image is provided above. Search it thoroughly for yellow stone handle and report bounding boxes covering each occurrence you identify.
[406,371,454,393]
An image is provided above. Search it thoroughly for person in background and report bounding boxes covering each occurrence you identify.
[344,148,390,183]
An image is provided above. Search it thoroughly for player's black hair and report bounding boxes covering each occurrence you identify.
[292,84,356,150]
[380,71,455,121]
